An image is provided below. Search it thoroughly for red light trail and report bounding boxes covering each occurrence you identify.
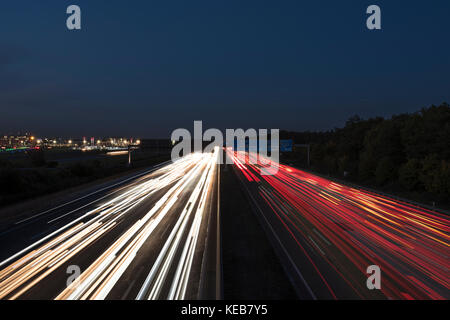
[227,150,449,300]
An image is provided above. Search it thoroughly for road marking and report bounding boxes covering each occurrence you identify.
[120,266,144,300]
[0,161,172,269]
[234,168,317,300]
[308,236,326,256]
[313,228,331,246]
[14,161,171,225]
[216,162,222,300]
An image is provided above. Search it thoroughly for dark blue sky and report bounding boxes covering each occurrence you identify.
[0,0,449,138]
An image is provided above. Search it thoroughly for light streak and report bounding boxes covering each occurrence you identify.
[0,148,219,300]
[228,149,449,300]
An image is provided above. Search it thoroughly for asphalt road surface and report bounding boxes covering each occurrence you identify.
[227,150,449,300]
[1,148,448,300]
[0,148,220,300]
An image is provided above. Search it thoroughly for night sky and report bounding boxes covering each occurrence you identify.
[0,0,449,138]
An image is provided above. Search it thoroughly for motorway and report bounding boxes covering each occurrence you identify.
[0,147,448,300]
[0,148,220,300]
[227,150,449,300]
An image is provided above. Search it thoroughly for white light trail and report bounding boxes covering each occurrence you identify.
[0,149,219,300]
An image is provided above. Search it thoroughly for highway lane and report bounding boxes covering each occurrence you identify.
[0,148,220,300]
[0,161,172,261]
[227,150,449,300]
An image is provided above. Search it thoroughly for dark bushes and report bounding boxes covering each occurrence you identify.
[281,102,450,204]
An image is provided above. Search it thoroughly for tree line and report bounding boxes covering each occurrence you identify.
[281,102,450,205]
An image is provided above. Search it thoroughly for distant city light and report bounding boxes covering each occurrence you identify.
[0,134,142,151]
